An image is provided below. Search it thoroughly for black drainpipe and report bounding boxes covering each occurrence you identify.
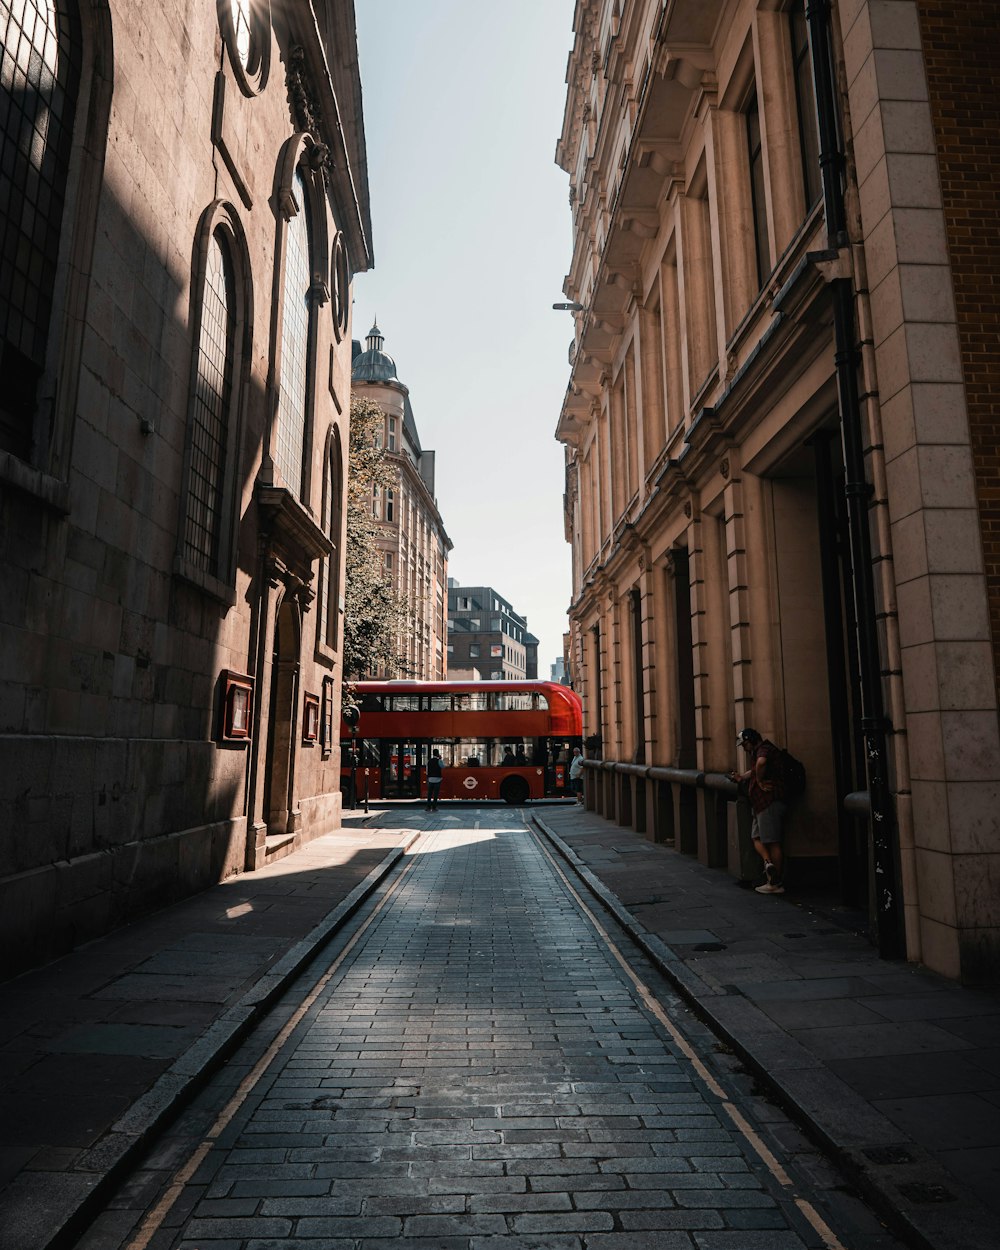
[807,0,905,959]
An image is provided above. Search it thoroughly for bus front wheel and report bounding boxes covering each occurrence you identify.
[500,775,530,805]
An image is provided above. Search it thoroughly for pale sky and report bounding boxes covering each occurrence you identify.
[354,2,577,673]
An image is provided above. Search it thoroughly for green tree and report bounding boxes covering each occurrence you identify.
[343,395,407,687]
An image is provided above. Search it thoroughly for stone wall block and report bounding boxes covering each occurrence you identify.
[953,853,1000,928]
[873,48,929,101]
[946,782,1000,856]
[906,322,964,386]
[916,443,978,509]
[899,640,939,712]
[924,513,986,576]
[909,778,950,851]
[880,99,937,156]
[895,574,933,647]
[869,0,923,49]
[858,154,892,235]
[936,640,997,711]
[905,708,946,779]
[873,323,912,403]
[898,264,956,324]
[842,3,875,84]
[927,574,991,640]
[885,152,944,209]
[910,382,970,446]
[852,105,888,187]
[884,442,922,521]
[0,866,56,972]
[879,385,916,463]
[914,846,958,925]
[917,914,961,979]
[893,207,951,266]
[869,268,904,348]
[940,709,1000,782]
[850,53,880,132]
[890,511,929,583]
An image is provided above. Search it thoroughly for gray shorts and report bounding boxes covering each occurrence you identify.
[751,801,786,845]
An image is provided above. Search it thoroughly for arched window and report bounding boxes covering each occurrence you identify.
[219,0,270,96]
[275,167,312,498]
[0,0,82,461]
[177,203,250,598]
[183,230,236,574]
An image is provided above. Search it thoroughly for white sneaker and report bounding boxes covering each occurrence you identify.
[755,882,785,895]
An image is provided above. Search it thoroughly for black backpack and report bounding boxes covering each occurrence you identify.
[776,747,806,800]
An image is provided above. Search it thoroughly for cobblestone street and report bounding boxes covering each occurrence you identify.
[74,810,903,1250]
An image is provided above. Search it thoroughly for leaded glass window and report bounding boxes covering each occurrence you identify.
[231,0,252,67]
[0,0,81,458]
[275,169,311,496]
[183,231,235,574]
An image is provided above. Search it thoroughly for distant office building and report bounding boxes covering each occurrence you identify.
[352,324,452,679]
[447,581,532,680]
[551,657,567,684]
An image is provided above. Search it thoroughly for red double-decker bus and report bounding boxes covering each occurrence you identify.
[341,680,582,804]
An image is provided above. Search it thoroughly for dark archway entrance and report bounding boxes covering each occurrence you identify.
[263,597,300,838]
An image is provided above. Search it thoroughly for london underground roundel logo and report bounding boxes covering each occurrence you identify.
[463,776,478,790]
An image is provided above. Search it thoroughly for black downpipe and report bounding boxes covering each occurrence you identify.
[806,0,905,958]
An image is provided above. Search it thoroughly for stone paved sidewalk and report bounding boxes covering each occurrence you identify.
[0,815,419,1250]
[533,805,1000,1250]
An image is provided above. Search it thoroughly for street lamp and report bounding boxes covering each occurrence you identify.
[552,301,584,311]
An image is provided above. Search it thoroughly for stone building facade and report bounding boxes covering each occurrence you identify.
[0,0,371,974]
[556,0,1000,982]
[351,323,451,679]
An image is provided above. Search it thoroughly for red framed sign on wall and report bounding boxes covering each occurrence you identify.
[220,671,254,741]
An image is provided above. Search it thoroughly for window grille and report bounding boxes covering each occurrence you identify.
[275,169,311,495]
[184,231,235,572]
[0,0,81,458]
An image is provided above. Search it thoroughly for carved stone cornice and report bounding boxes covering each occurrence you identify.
[257,483,333,569]
[286,46,330,182]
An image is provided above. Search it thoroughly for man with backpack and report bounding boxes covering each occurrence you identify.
[730,727,801,895]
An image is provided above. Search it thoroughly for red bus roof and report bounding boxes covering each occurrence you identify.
[350,680,582,736]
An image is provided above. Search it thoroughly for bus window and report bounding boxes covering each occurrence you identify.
[359,692,384,711]
[494,691,532,712]
[389,695,420,711]
[454,691,489,711]
[428,695,452,711]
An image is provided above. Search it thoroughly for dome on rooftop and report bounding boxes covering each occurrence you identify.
[352,321,398,383]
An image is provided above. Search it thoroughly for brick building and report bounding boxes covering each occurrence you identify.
[556,0,1000,982]
[0,0,371,973]
[351,323,451,679]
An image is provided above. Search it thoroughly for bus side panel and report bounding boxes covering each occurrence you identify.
[440,767,545,800]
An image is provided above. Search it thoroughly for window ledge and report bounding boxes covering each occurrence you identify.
[0,453,70,513]
[174,556,238,607]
